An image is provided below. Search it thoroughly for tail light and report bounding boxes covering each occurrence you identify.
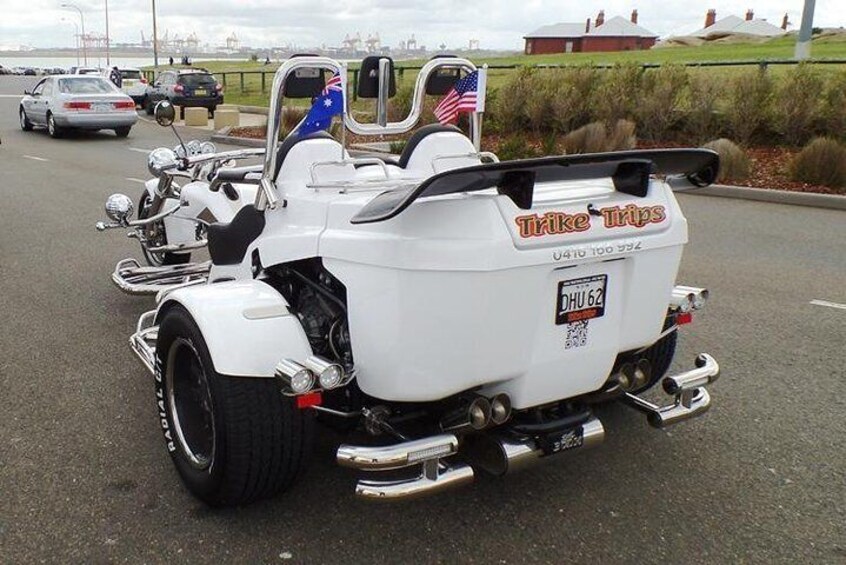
[174,84,184,93]
[113,100,136,111]
[63,101,91,110]
[140,77,148,85]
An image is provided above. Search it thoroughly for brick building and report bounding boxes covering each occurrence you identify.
[524,10,658,55]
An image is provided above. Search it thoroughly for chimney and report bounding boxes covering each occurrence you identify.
[746,9,754,21]
[631,9,638,24]
[781,13,789,30]
[596,10,605,27]
[585,18,591,33]
[705,9,717,29]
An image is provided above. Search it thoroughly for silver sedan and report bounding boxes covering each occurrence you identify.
[19,75,138,138]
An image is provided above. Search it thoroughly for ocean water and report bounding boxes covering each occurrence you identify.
[0,56,247,71]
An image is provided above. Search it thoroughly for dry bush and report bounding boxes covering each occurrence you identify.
[683,74,724,143]
[547,66,599,133]
[635,65,689,141]
[702,138,751,182]
[820,70,846,141]
[280,106,309,136]
[789,137,846,191]
[606,119,637,151]
[524,72,555,134]
[592,63,643,125]
[773,63,824,146]
[560,120,636,154]
[388,84,414,122]
[725,68,773,144]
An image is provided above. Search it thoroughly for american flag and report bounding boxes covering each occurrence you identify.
[434,70,481,125]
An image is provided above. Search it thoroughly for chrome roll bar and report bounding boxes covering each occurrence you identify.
[257,55,485,212]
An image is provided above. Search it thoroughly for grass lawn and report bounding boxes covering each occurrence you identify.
[145,34,846,108]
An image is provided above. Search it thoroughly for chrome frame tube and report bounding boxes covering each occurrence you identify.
[376,57,390,127]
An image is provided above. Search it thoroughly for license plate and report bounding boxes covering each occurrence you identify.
[537,426,584,456]
[194,89,207,96]
[556,275,607,325]
[92,103,112,112]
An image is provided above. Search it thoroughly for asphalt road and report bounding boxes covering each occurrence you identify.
[1,75,844,564]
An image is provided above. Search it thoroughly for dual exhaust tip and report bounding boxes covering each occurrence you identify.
[444,393,513,432]
[671,286,709,313]
[275,356,350,396]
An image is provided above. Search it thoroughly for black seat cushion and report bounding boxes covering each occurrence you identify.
[274,131,336,180]
[397,124,463,169]
[207,205,266,266]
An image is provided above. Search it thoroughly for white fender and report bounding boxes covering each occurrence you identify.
[157,280,312,378]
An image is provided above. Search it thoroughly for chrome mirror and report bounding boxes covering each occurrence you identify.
[104,193,134,224]
[154,100,176,127]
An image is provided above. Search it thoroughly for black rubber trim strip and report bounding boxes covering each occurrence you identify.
[350,148,720,225]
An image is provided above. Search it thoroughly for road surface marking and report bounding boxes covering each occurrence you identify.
[125,177,147,184]
[22,155,49,162]
[127,147,151,154]
[810,299,846,311]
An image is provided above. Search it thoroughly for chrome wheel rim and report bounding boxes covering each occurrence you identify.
[19,111,26,129]
[165,338,216,471]
[47,115,55,135]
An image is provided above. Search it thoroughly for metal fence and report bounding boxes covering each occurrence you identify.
[143,58,846,101]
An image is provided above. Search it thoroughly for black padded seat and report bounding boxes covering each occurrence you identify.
[207,205,266,266]
[398,124,463,169]
[273,131,336,180]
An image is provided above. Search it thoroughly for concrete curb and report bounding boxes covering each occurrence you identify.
[683,184,846,211]
[210,130,265,147]
[237,105,269,115]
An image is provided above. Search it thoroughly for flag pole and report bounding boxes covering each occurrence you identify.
[340,63,348,161]
[473,64,488,152]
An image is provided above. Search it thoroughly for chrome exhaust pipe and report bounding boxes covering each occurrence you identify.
[490,393,512,426]
[440,396,492,432]
[466,416,605,476]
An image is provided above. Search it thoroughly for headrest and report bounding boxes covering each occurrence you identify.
[426,55,461,95]
[358,56,396,99]
[284,54,327,99]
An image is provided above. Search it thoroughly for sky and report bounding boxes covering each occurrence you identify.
[0,0,842,52]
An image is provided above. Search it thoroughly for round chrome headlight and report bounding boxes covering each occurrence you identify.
[104,193,134,223]
[199,141,217,155]
[148,147,178,178]
[173,144,187,159]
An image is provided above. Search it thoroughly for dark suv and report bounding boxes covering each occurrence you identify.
[144,69,224,116]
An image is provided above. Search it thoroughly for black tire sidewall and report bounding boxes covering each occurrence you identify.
[156,306,228,504]
[115,126,131,137]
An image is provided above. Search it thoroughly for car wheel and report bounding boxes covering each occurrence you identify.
[209,107,216,118]
[47,112,63,138]
[145,97,155,115]
[19,108,33,131]
[115,126,131,138]
[156,306,314,507]
[138,191,191,267]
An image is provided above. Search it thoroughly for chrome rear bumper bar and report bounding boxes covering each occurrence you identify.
[623,353,720,428]
[130,310,158,375]
[111,258,211,295]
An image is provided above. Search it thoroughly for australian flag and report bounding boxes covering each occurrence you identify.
[298,72,345,136]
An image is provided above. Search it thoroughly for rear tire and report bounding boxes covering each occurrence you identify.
[156,306,314,507]
[47,112,63,139]
[144,97,155,115]
[19,108,33,131]
[115,126,131,138]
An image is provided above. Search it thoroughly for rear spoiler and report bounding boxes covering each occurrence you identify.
[350,149,720,225]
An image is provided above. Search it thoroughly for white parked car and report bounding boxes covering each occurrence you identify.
[74,67,101,75]
[19,75,138,138]
[102,67,148,104]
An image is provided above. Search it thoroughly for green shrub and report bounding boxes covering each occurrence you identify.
[389,140,407,154]
[547,66,599,133]
[496,134,537,160]
[389,84,414,122]
[592,63,643,125]
[524,71,554,134]
[773,63,824,146]
[683,74,724,143]
[820,70,846,141]
[494,67,535,132]
[702,138,751,182]
[541,131,559,155]
[724,68,773,144]
[635,65,688,141]
[789,137,846,191]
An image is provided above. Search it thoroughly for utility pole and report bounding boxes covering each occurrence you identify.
[62,18,81,66]
[795,0,816,60]
[105,0,110,66]
[152,0,159,70]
